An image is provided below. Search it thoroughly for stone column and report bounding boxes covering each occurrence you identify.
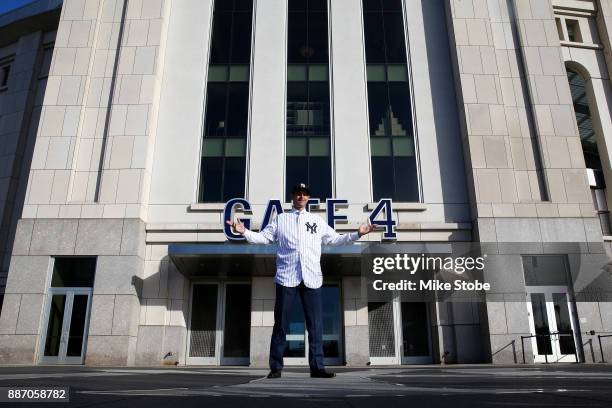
[512,0,592,207]
[329,0,371,202]
[247,0,287,203]
[149,0,210,208]
[596,0,612,82]
[342,276,369,365]
[249,276,275,367]
[78,218,145,366]
[135,248,188,366]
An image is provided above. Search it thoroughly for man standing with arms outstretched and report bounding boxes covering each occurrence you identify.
[227,183,376,379]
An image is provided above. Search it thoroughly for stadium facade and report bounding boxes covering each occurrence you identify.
[0,0,612,366]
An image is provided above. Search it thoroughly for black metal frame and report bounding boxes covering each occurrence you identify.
[520,330,578,364]
[597,334,612,363]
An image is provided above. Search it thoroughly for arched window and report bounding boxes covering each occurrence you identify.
[567,67,611,235]
[567,69,601,170]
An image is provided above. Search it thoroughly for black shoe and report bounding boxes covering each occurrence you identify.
[310,370,335,378]
[267,370,282,379]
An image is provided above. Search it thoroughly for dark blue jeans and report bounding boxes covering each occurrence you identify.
[269,282,325,372]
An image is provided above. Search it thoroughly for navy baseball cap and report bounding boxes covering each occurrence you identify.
[291,182,311,195]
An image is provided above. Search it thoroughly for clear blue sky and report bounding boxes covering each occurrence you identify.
[0,0,36,14]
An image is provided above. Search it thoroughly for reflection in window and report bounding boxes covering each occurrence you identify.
[363,0,419,202]
[567,68,611,235]
[567,69,599,169]
[530,293,553,355]
[0,63,11,89]
[199,0,253,202]
[321,284,341,358]
[39,46,53,79]
[552,293,576,355]
[286,0,332,202]
[565,19,582,43]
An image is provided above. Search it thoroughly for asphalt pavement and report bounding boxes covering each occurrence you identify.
[0,364,610,407]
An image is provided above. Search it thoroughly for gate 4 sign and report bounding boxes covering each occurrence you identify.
[223,198,397,241]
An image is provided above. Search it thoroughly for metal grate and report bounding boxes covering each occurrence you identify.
[368,302,395,357]
[189,329,216,358]
[189,284,218,358]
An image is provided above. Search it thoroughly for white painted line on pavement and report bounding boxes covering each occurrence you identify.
[78,387,189,393]
[0,372,137,381]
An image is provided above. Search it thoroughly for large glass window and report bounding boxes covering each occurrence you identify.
[567,69,600,170]
[286,0,332,202]
[567,68,611,235]
[199,0,253,202]
[363,0,419,202]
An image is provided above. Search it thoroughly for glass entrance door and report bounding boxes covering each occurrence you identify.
[39,288,92,364]
[526,286,579,363]
[187,282,251,365]
[283,283,343,366]
[400,302,433,364]
[369,292,432,365]
[220,283,252,365]
[321,285,342,365]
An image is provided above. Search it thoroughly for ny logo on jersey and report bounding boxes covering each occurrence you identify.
[305,222,318,234]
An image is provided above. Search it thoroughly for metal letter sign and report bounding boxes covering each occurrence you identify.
[224,199,396,240]
[223,198,252,240]
[261,199,283,230]
[306,198,320,212]
[327,199,348,228]
[368,199,397,240]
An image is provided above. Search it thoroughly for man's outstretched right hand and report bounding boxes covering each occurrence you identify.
[226,218,246,235]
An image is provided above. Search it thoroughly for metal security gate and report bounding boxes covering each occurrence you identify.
[368,293,433,365]
[368,301,397,365]
[186,282,251,365]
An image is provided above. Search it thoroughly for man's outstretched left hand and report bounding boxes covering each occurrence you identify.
[358,220,377,237]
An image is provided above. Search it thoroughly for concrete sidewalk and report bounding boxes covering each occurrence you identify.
[0,365,610,407]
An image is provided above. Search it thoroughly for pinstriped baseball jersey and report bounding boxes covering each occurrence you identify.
[243,208,359,288]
